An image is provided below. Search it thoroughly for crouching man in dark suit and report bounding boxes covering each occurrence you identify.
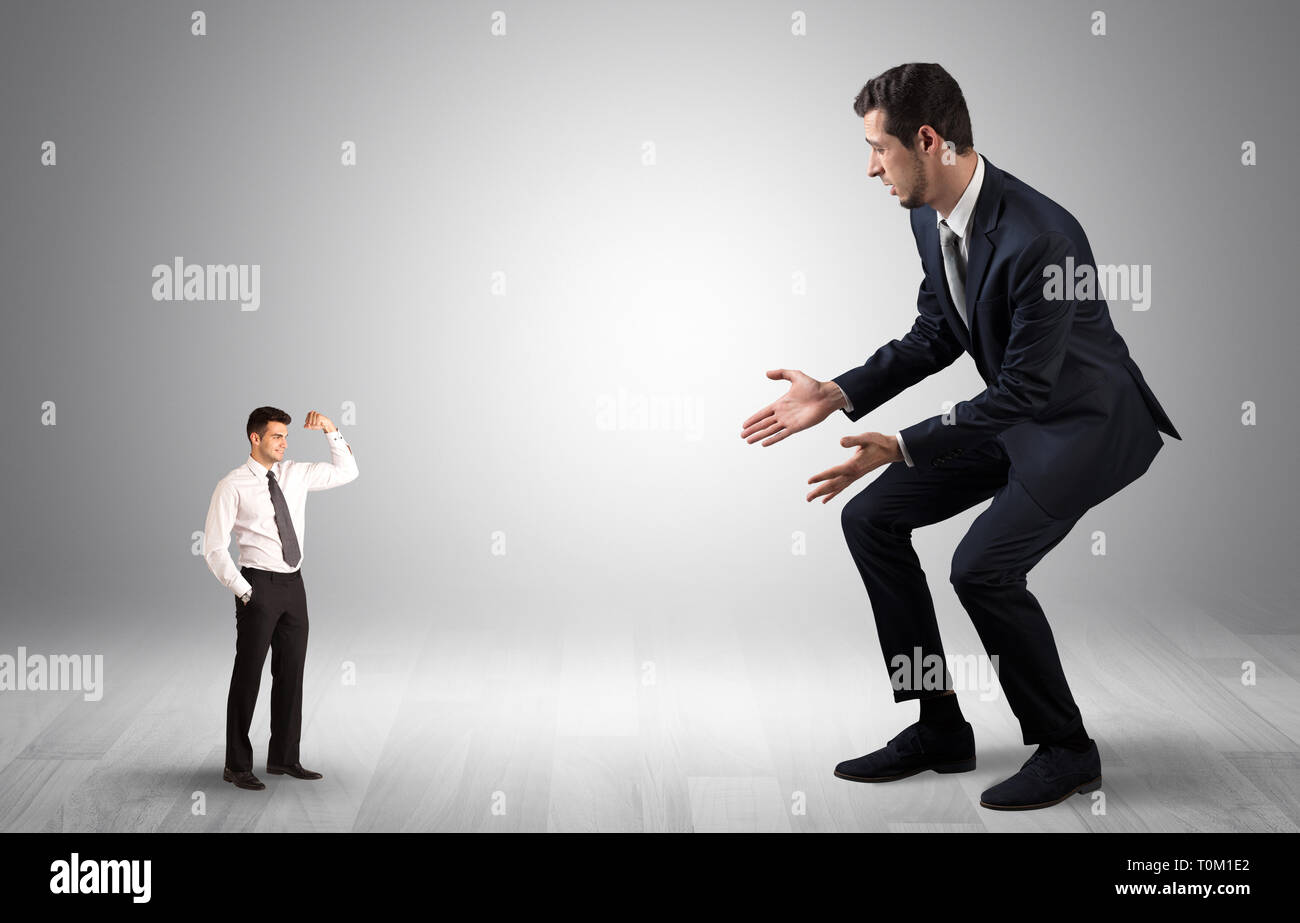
[741,63,1180,810]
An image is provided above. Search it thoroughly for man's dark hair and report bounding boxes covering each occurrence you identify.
[853,63,974,156]
[247,406,291,446]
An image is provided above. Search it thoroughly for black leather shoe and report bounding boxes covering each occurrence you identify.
[223,766,266,790]
[266,762,323,780]
[979,740,1102,810]
[834,721,976,782]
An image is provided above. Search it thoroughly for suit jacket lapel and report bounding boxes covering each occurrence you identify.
[962,157,1005,349]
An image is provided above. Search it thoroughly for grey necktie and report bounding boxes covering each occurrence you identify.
[266,469,302,567]
[939,218,968,331]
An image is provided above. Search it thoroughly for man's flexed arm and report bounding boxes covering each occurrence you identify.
[299,410,358,490]
[204,481,253,599]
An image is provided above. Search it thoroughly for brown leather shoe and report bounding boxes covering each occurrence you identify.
[266,762,323,780]
[223,766,267,790]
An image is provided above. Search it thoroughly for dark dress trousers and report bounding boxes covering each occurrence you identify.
[226,565,309,772]
[833,155,1180,745]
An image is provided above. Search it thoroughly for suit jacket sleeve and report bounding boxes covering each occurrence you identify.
[898,231,1080,468]
[831,228,965,423]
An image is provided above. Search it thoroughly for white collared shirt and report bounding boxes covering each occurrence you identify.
[936,152,985,275]
[203,429,358,598]
[838,154,985,467]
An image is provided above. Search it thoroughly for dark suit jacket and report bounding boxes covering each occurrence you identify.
[833,155,1180,521]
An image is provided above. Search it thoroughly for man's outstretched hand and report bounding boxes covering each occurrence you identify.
[741,369,845,447]
[806,432,903,503]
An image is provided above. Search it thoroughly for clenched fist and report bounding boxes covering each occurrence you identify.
[303,411,337,434]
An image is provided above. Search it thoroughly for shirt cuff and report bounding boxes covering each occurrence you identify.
[896,432,914,467]
[830,381,853,414]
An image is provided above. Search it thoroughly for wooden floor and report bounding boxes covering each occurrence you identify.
[2,582,1298,832]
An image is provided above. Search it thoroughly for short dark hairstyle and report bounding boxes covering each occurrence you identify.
[853,63,974,156]
[247,406,291,446]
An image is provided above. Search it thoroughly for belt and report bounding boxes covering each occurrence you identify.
[240,566,303,585]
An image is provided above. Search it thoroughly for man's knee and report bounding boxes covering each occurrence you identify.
[949,549,1025,593]
[841,486,891,537]
[949,547,997,592]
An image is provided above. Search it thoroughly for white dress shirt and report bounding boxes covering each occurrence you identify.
[836,154,986,468]
[204,429,358,599]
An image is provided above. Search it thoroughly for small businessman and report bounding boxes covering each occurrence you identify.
[203,407,358,791]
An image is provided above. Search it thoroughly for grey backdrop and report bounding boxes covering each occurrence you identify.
[1,0,1296,793]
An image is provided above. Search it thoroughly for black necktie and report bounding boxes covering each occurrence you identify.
[266,469,302,567]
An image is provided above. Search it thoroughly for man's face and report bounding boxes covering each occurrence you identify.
[864,109,927,209]
[252,421,288,464]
